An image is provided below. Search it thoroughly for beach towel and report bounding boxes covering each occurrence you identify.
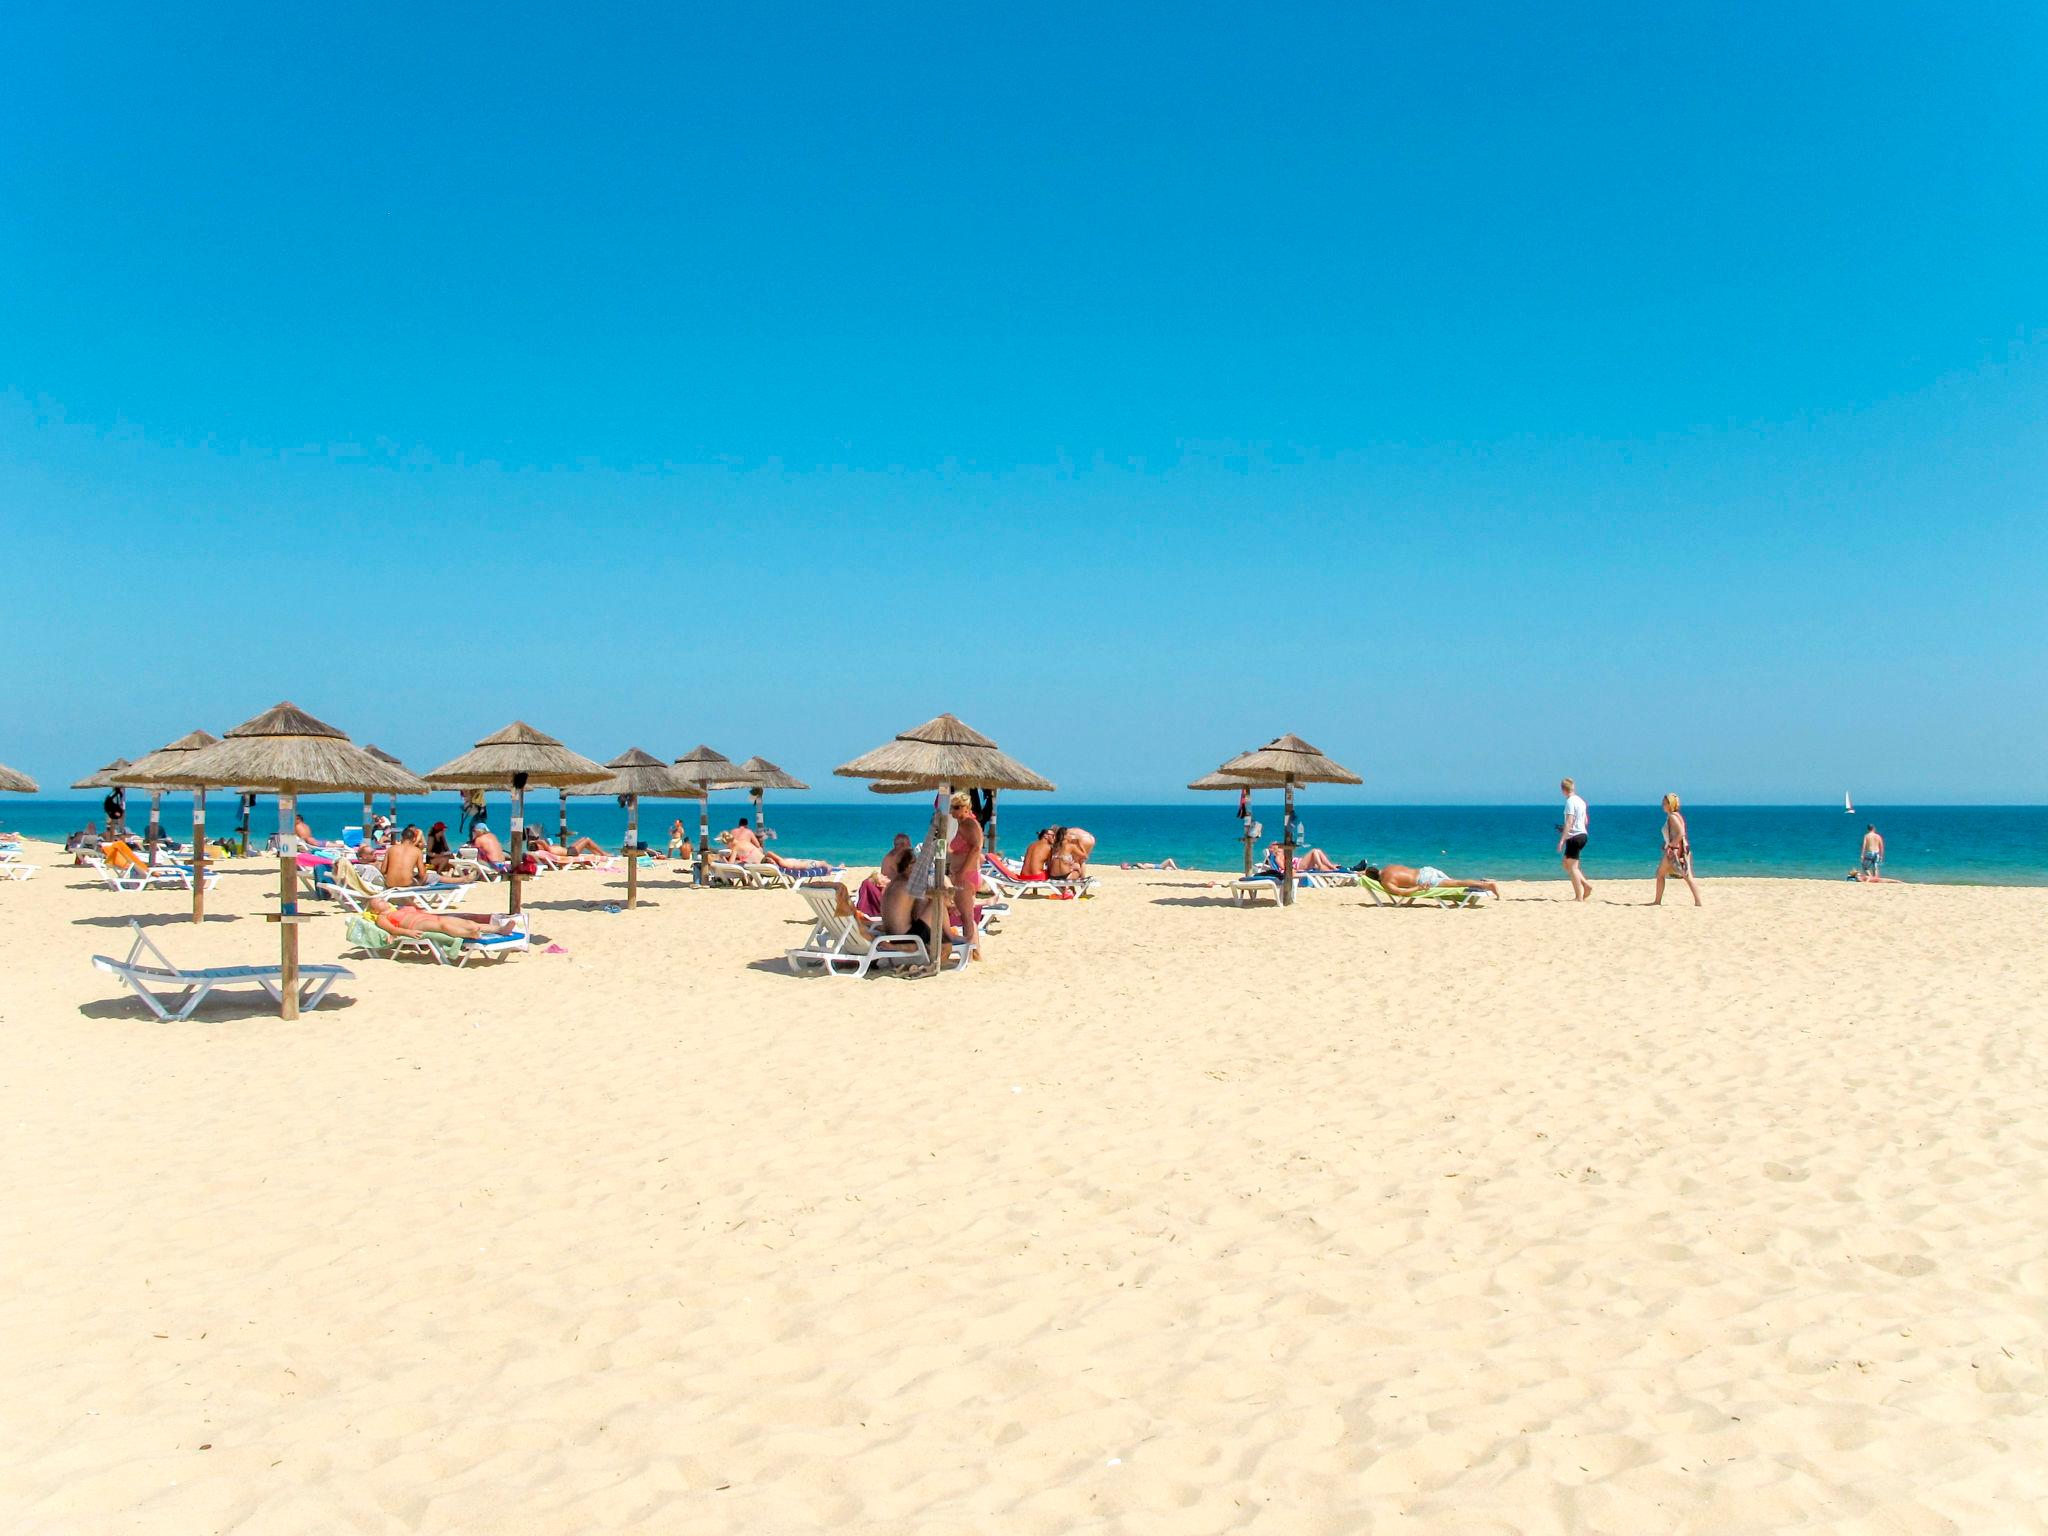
[346,913,464,964]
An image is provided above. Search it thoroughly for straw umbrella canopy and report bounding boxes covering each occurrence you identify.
[714,756,809,846]
[840,713,1053,867]
[1208,734,1360,906]
[667,746,740,887]
[358,745,411,835]
[423,722,609,915]
[586,747,691,909]
[143,702,431,1013]
[1188,769,1262,875]
[72,757,134,840]
[72,758,130,790]
[115,730,222,870]
[0,762,36,793]
[837,714,1055,971]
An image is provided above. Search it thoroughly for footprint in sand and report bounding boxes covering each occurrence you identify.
[1761,1163,1809,1182]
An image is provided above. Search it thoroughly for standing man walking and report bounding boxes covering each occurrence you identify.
[1558,777,1592,901]
[1859,823,1885,880]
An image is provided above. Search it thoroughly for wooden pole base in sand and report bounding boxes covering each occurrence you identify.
[278,791,301,1019]
[191,788,207,923]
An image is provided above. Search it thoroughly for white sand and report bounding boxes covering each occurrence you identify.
[1,843,2043,1533]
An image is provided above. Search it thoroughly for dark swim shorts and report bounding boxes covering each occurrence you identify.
[1563,834,1588,860]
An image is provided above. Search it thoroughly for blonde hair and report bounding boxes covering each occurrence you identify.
[949,791,973,814]
[1561,777,1575,794]
[1662,792,1680,812]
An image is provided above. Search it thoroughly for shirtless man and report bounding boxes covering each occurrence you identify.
[723,818,820,874]
[380,826,431,888]
[1366,862,1499,897]
[365,896,522,940]
[528,832,606,867]
[1020,830,1055,879]
[472,821,508,866]
[878,847,936,949]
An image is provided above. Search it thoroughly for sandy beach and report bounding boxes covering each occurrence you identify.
[1,844,2043,1534]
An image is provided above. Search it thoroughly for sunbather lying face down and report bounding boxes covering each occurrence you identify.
[1367,863,1499,896]
[1265,843,1341,873]
[366,896,520,940]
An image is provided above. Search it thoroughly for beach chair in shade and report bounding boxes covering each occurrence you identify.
[1359,876,1486,909]
[91,920,353,1020]
[785,886,961,977]
[342,912,531,966]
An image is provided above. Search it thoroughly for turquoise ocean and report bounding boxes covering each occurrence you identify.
[6,796,2044,885]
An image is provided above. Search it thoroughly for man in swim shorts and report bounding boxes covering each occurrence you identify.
[1368,863,1500,897]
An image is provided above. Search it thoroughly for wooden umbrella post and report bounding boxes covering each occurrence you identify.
[147,789,162,868]
[694,794,709,888]
[361,792,373,845]
[509,777,527,916]
[191,788,207,923]
[1242,802,1256,877]
[278,791,301,1020]
[753,787,765,841]
[1281,781,1297,908]
[558,789,570,851]
[624,794,639,909]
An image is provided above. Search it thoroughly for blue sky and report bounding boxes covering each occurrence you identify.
[3,3,2043,802]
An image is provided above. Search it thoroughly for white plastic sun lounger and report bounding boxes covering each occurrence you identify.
[84,849,218,894]
[91,920,352,1020]
[786,886,961,977]
[0,861,37,881]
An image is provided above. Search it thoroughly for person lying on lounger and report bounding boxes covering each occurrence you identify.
[1262,842,1343,874]
[1365,863,1499,897]
[721,818,827,874]
[366,896,522,940]
[527,832,607,866]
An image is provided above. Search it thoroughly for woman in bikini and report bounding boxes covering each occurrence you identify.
[947,792,984,960]
[1653,792,1702,907]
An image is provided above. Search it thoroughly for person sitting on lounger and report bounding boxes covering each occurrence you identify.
[472,822,508,866]
[366,895,521,940]
[856,836,914,921]
[1365,863,1499,897]
[294,812,321,847]
[425,821,457,874]
[1262,842,1343,874]
[1047,826,1096,879]
[879,846,939,951]
[721,818,823,875]
[380,825,432,888]
[1020,830,1056,880]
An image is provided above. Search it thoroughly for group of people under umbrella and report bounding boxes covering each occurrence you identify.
[14,707,1357,1017]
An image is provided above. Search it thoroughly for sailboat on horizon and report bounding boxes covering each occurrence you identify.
[1845,792,1855,814]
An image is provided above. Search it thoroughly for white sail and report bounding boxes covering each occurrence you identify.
[1844,792,1854,813]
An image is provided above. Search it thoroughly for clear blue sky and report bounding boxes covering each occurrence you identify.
[4,3,2043,803]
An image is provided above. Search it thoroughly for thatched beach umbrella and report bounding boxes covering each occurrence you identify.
[145,702,429,1016]
[1188,768,1262,875]
[716,756,808,845]
[117,729,220,882]
[0,762,35,793]
[72,757,133,839]
[1209,734,1361,906]
[361,745,409,835]
[837,714,1055,972]
[588,748,689,909]
[669,745,739,888]
[424,723,609,915]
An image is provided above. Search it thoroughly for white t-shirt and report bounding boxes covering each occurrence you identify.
[1562,793,1589,838]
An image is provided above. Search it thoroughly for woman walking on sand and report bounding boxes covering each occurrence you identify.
[1653,793,1702,906]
